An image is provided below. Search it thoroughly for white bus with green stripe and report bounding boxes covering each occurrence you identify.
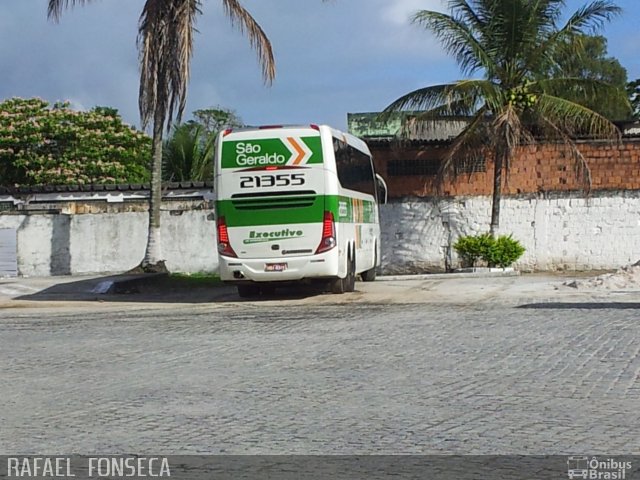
[214,124,386,298]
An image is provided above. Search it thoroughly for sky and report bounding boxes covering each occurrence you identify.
[0,0,638,132]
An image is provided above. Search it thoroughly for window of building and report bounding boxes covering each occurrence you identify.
[454,157,486,175]
[388,158,441,176]
[387,156,486,176]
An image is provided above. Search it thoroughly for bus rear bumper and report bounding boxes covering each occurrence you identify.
[218,252,339,283]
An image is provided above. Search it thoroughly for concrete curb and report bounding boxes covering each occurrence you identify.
[377,270,521,281]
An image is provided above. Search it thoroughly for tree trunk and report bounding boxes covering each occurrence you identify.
[141,107,167,273]
[490,150,504,237]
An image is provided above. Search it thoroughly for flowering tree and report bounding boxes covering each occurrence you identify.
[0,98,150,186]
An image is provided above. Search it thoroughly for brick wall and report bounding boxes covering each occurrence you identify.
[371,138,640,198]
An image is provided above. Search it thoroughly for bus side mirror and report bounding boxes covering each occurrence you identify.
[375,173,388,205]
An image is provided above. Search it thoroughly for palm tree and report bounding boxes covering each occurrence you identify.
[629,79,640,119]
[385,0,630,235]
[163,107,244,182]
[163,122,216,182]
[48,0,275,271]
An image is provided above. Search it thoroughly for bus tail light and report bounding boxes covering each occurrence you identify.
[315,211,336,254]
[217,216,237,257]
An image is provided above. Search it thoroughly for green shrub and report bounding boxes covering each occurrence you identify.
[485,234,526,268]
[454,233,525,268]
[453,233,493,267]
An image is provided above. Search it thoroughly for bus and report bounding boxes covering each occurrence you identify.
[214,124,387,298]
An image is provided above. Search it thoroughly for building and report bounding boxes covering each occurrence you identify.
[348,112,640,199]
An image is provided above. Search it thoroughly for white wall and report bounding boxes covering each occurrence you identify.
[380,192,640,273]
[0,210,219,276]
[1,191,639,276]
[0,227,17,276]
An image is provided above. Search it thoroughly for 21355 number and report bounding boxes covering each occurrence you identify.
[239,173,305,188]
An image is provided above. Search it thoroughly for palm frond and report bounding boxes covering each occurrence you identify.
[561,0,621,35]
[222,0,275,84]
[438,107,490,184]
[533,93,621,140]
[447,0,486,32]
[493,104,535,174]
[412,10,495,76]
[414,98,479,118]
[138,0,200,130]
[477,1,564,84]
[47,0,95,21]
[384,80,499,115]
[137,0,164,129]
[536,114,594,190]
[163,122,215,182]
[383,84,458,114]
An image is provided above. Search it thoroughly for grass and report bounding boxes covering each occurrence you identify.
[168,272,222,288]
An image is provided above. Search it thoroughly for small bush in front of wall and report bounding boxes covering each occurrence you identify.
[485,234,526,268]
[453,233,494,267]
[454,234,525,268]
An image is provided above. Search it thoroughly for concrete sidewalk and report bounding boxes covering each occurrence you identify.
[0,270,636,310]
[0,273,234,306]
[0,269,517,300]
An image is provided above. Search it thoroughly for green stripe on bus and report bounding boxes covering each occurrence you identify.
[329,195,377,224]
[217,197,324,227]
[217,194,376,227]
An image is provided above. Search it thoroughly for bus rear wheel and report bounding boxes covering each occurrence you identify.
[331,254,356,294]
[330,276,345,294]
[361,250,377,282]
[345,255,356,292]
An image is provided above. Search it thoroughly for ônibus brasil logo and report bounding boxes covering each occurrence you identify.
[567,456,632,480]
[223,137,319,168]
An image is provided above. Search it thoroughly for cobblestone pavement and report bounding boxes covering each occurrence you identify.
[1,277,639,454]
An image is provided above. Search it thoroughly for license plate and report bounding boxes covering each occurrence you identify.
[265,263,288,272]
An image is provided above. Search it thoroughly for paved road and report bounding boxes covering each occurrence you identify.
[1,275,639,454]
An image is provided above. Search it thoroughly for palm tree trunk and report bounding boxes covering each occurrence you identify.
[490,150,504,237]
[141,107,167,272]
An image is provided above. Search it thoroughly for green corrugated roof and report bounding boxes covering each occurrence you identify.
[347,112,407,138]
[347,112,470,141]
